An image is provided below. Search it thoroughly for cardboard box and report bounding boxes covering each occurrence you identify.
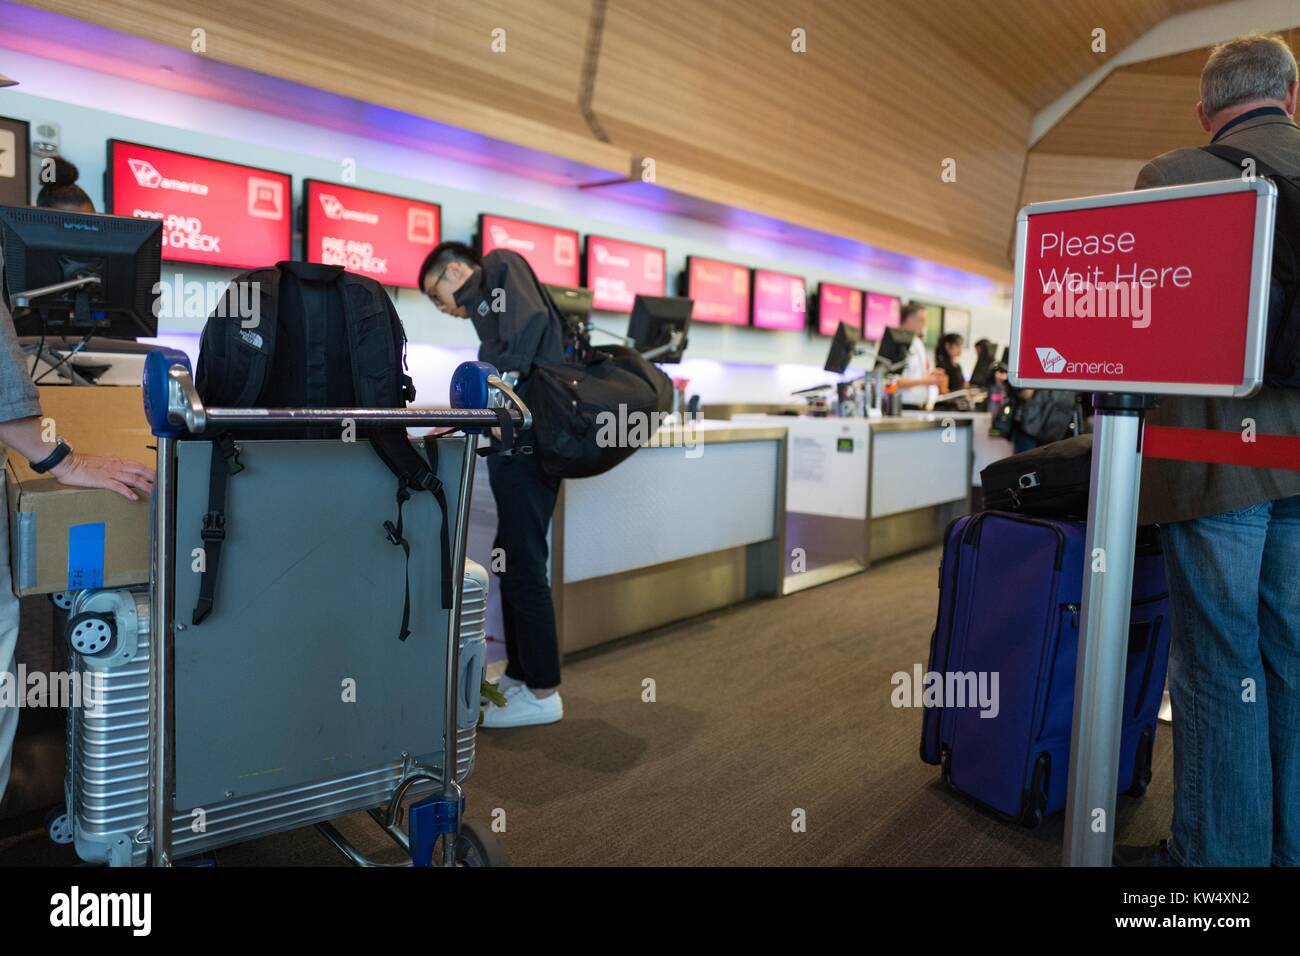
[5,386,154,596]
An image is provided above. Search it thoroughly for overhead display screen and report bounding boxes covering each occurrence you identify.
[584,235,666,312]
[107,140,291,270]
[303,180,440,288]
[685,256,750,326]
[817,283,863,336]
[479,213,580,287]
[864,292,901,341]
[752,269,808,331]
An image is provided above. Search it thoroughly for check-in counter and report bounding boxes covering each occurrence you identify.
[468,420,788,654]
[733,414,972,593]
[901,409,1013,487]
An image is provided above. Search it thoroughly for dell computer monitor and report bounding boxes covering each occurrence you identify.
[628,294,691,364]
[824,321,862,374]
[546,284,594,356]
[877,326,916,368]
[545,283,593,325]
[0,205,162,338]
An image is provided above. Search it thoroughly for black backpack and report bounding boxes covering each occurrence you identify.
[1013,389,1078,444]
[1202,145,1300,387]
[526,344,674,479]
[194,261,451,641]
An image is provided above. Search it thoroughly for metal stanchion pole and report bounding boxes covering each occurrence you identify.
[1062,393,1149,866]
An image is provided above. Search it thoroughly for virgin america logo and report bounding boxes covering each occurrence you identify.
[127,159,208,195]
[317,193,379,224]
[1036,347,1066,373]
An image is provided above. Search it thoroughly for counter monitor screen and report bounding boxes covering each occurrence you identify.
[585,235,666,312]
[817,283,863,337]
[106,140,291,270]
[628,294,692,363]
[304,180,440,288]
[824,321,862,374]
[864,292,901,341]
[0,204,162,338]
[752,269,808,331]
[478,213,580,287]
[684,256,750,326]
[877,326,916,367]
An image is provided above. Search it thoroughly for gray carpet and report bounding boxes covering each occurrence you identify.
[1,545,1173,866]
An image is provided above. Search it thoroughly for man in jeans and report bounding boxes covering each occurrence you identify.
[1119,34,1300,866]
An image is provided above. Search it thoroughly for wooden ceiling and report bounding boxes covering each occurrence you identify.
[19,0,1235,281]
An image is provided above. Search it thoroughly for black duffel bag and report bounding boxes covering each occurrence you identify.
[981,435,1092,518]
[525,344,674,479]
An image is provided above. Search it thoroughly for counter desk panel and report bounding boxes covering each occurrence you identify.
[467,421,787,655]
[734,414,973,593]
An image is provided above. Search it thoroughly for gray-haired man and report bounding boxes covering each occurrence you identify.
[1117,34,1300,867]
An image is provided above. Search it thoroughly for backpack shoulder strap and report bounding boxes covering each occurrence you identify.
[191,434,244,625]
[1201,144,1295,184]
[369,431,456,640]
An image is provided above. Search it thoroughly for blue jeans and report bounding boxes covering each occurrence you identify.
[1160,494,1300,866]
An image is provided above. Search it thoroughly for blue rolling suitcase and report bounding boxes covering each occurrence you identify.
[919,511,1170,827]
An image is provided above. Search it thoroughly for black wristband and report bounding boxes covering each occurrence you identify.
[30,439,72,474]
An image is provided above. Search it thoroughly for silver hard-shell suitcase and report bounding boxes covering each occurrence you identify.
[58,560,490,866]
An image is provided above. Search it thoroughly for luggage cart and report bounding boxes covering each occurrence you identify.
[51,348,530,867]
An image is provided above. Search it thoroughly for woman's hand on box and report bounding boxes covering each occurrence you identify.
[52,452,156,502]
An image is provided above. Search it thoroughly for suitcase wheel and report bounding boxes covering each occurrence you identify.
[67,611,115,656]
[1126,726,1155,797]
[49,591,76,611]
[939,746,953,786]
[455,821,508,867]
[1020,752,1050,829]
[45,806,74,845]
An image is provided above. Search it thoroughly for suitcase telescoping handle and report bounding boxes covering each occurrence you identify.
[142,349,531,437]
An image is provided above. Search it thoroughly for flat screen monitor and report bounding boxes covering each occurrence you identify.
[628,294,692,363]
[878,326,916,367]
[106,140,291,270]
[864,291,901,341]
[303,180,440,288]
[584,235,665,312]
[478,213,580,287]
[545,283,593,324]
[751,269,808,331]
[824,321,862,374]
[683,256,750,326]
[0,204,162,338]
[817,283,863,337]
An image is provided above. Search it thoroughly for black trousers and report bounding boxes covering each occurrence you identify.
[487,452,562,689]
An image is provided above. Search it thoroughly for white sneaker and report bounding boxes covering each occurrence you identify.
[496,675,525,697]
[481,686,563,728]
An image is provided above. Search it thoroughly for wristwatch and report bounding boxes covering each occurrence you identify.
[29,438,73,474]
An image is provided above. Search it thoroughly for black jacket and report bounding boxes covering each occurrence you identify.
[453,249,565,376]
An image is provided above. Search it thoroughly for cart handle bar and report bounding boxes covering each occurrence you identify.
[166,365,531,435]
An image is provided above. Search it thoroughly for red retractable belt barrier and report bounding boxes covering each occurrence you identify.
[1145,425,1300,470]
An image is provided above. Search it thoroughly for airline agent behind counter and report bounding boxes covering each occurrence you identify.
[420,242,566,729]
[895,302,948,410]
